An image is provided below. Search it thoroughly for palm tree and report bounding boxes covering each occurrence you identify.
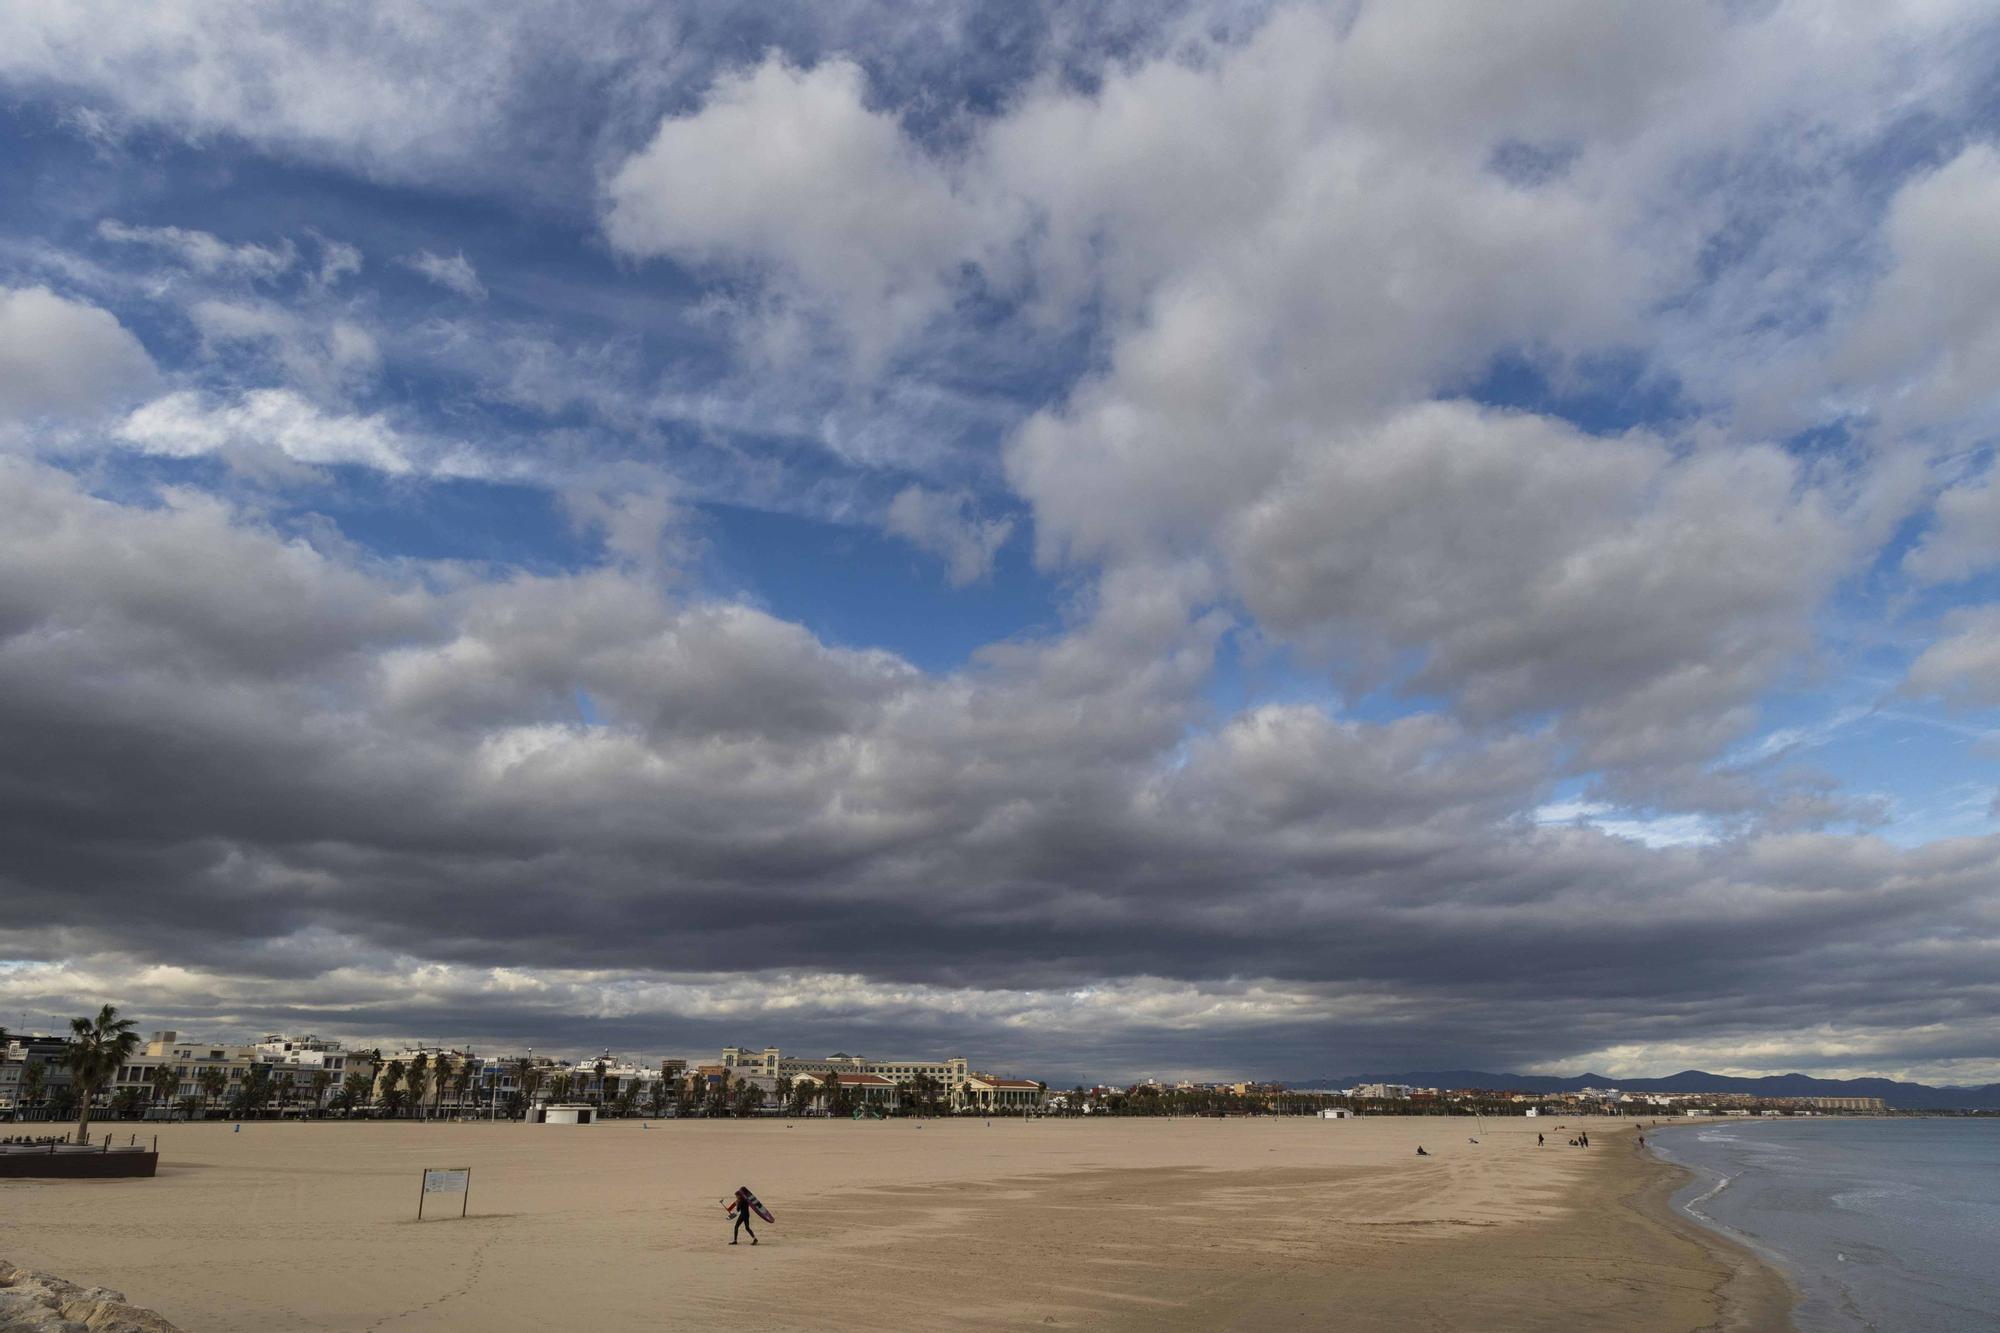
[431,1055,454,1118]
[380,1060,405,1117]
[405,1053,429,1119]
[149,1064,179,1111]
[549,1071,573,1102]
[516,1058,542,1106]
[339,1070,372,1114]
[454,1059,479,1119]
[20,1061,46,1115]
[65,1003,140,1142]
[309,1069,333,1114]
[238,1064,273,1117]
[197,1065,228,1114]
[648,1077,671,1117]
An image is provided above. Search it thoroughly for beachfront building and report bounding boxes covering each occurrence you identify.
[465,1054,547,1113]
[0,1034,75,1117]
[371,1046,483,1116]
[561,1054,664,1111]
[962,1075,1044,1112]
[251,1035,374,1111]
[40,1032,382,1119]
[1800,1096,1887,1113]
[720,1046,972,1105]
[104,1033,257,1114]
[790,1070,901,1110]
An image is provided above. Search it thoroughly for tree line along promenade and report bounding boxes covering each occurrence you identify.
[4,1010,1895,1135]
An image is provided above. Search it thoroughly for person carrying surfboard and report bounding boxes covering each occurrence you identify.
[728,1185,773,1244]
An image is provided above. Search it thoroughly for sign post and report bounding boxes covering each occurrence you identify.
[418,1166,471,1220]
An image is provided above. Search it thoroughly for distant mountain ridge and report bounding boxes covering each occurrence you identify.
[1294,1069,2000,1110]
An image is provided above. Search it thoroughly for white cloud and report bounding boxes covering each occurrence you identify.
[883,485,1012,585]
[400,249,487,300]
[0,284,157,423]
[1906,607,2000,707]
[604,54,998,364]
[188,298,381,392]
[0,3,684,190]
[115,389,417,474]
[1905,457,2000,585]
[311,232,364,290]
[97,219,295,280]
[1833,143,2000,432]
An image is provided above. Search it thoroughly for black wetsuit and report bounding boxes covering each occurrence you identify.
[732,1193,758,1242]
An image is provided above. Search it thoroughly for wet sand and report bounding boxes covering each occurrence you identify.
[0,1116,1785,1330]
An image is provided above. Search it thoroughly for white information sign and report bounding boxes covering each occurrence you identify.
[418,1166,471,1219]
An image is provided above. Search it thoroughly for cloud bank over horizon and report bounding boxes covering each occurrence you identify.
[3,2,1999,1086]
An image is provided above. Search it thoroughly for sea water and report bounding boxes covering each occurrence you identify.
[1648,1118,2000,1331]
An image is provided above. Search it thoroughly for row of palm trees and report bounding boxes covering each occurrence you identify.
[365,1051,486,1118]
[8,1010,1009,1136]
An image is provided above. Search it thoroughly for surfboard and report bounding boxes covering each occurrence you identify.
[725,1191,777,1224]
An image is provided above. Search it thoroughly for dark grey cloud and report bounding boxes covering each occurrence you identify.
[3,459,1997,1082]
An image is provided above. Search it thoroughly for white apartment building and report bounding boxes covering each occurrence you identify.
[251,1036,371,1108]
[100,1033,376,1114]
[255,1035,363,1074]
[107,1032,258,1108]
[559,1054,663,1108]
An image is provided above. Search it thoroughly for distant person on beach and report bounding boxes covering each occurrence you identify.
[1538,1133,1544,1146]
[1415,1146,1429,1156]
[1581,1131,1590,1147]
[730,1186,759,1245]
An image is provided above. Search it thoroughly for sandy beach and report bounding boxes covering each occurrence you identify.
[1,1116,1785,1331]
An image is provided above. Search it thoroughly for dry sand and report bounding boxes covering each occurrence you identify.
[1,1116,1785,1331]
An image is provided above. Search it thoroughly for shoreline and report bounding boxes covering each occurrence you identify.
[1631,1128,1798,1331]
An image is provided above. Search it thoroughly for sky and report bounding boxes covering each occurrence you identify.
[2,1,1998,1088]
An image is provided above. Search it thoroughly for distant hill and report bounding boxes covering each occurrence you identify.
[1293,1069,2000,1110]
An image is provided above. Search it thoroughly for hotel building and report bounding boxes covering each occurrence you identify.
[719,1046,1043,1111]
[720,1046,970,1091]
